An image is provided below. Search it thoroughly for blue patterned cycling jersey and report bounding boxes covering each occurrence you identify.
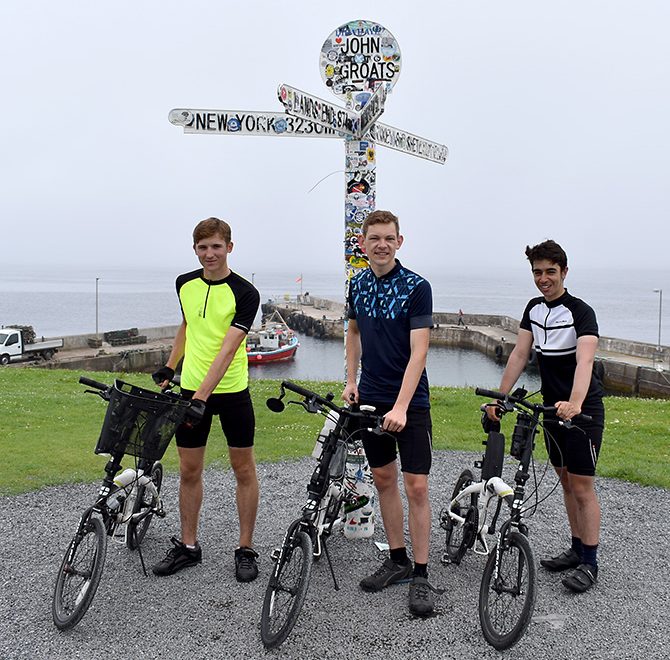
[347,260,433,408]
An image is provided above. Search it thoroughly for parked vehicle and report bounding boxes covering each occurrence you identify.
[0,327,63,364]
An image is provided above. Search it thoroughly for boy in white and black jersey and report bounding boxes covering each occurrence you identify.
[487,240,605,593]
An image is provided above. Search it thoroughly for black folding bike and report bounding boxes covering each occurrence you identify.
[260,380,385,649]
[52,376,197,630]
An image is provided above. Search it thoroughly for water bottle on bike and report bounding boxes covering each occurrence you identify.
[344,447,375,539]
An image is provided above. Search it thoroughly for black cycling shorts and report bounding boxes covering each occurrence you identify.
[358,401,432,475]
[176,388,255,449]
[543,414,604,477]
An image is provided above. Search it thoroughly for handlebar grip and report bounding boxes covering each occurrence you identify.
[475,387,506,400]
[281,380,316,399]
[79,376,110,391]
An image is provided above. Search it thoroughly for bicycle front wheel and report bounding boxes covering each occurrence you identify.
[126,461,163,550]
[52,515,107,630]
[260,529,313,649]
[478,530,536,650]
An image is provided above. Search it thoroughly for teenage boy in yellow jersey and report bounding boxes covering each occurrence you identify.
[152,217,261,582]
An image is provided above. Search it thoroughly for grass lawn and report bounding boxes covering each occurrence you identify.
[1,367,668,495]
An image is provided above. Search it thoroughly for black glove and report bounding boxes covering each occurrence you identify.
[186,398,207,424]
[152,366,175,386]
[481,411,501,434]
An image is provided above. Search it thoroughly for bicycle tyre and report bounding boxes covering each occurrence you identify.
[52,515,107,630]
[260,529,313,649]
[442,468,478,565]
[478,530,536,650]
[126,461,163,550]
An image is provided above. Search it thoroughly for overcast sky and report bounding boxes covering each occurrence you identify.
[1,1,668,277]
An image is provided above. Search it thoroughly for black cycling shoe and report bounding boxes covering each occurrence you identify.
[539,548,581,572]
[235,547,259,582]
[359,558,412,593]
[562,563,598,593]
[152,537,202,576]
[408,576,436,616]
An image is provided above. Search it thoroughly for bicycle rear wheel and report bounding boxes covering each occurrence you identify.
[441,468,478,565]
[478,530,536,650]
[260,528,313,649]
[126,461,163,550]
[52,515,107,630]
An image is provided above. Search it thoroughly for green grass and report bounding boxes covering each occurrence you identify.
[1,368,668,495]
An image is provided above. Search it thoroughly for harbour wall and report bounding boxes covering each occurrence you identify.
[33,304,670,398]
[268,302,670,399]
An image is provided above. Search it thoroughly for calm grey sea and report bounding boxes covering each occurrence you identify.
[1,264,667,388]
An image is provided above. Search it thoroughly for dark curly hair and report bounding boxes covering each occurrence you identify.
[525,240,567,270]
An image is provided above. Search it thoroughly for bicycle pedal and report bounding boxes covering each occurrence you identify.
[270,548,281,563]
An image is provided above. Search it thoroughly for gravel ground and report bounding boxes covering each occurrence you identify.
[1,449,668,660]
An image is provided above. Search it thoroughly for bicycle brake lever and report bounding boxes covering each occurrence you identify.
[303,397,322,414]
[558,411,593,429]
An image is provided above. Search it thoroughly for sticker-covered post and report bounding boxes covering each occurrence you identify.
[318,20,402,292]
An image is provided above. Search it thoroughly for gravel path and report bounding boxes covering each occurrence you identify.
[1,450,668,660]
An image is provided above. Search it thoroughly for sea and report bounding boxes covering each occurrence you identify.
[1,264,668,390]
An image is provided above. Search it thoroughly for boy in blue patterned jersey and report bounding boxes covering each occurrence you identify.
[342,210,437,616]
[487,240,605,593]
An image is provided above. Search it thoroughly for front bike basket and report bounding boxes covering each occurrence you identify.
[95,380,190,461]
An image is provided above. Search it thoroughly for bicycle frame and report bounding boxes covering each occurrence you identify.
[444,475,514,556]
[443,405,540,552]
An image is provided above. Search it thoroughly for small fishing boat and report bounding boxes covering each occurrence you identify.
[247,311,299,364]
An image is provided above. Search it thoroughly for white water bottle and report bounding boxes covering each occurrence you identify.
[312,412,338,458]
[106,468,137,511]
[344,451,375,539]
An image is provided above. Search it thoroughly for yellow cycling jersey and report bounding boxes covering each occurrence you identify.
[176,269,260,393]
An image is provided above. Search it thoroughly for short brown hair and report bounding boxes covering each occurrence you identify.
[362,210,400,236]
[193,217,232,244]
[525,240,568,270]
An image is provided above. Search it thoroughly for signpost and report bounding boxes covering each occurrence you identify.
[169,17,448,292]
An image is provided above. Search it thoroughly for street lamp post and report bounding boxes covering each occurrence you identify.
[95,277,100,338]
[653,288,663,350]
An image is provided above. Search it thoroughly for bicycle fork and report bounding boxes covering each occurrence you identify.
[473,478,514,556]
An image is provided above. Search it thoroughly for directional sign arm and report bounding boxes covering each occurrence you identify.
[369,122,448,164]
[358,84,387,137]
[277,84,360,137]
[168,108,341,138]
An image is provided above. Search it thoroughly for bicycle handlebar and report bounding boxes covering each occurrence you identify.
[274,380,385,430]
[475,387,592,423]
[79,376,110,391]
[475,387,556,414]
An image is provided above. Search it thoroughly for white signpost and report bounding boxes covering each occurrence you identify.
[169,17,448,290]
